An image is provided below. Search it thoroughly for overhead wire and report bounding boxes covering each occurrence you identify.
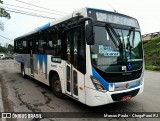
[0,1,69,42]
[3,3,64,16]
[14,0,67,14]
[0,5,57,19]
[1,6,62,17]
[1,0,68,19]
[5,9,56,19]
[0,35,13,41]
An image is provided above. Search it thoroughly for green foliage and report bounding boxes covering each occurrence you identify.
[145,66,160,71]
[0,0,11,31]
[0,44,14,54]
[144,36,160,71]
[7,44,14,54]
[0,46,7,53]
[0,8,11,19]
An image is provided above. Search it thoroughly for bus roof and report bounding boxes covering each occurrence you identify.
[14,7,139,41]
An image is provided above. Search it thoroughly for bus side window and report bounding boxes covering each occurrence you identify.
[17,39,23,53]
[38,31,47,54]
[56,39,61,55]
[45,28,62,56]
[34,41,39,54]
[38,40,45,53]
[22,40,27,53]
[45,28,56,55]
[28,40,33,54]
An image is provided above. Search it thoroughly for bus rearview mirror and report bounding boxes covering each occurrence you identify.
[79,17,95,45]
[86,23,95,45]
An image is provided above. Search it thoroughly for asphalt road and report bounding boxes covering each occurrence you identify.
[0,60,160,121]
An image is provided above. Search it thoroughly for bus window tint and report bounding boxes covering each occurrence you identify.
[77,26,86,74]
[38,32,47,54]
[73,29,78,68]
[15,39,23,53]
[45,28,62,56]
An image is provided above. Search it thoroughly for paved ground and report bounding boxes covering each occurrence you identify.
[0,60,160,121]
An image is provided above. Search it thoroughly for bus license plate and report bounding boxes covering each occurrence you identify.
[121,95,131,101]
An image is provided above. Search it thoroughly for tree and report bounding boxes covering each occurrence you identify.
[0,45,7,53]
[0,0,11,31]
[7,44,14,54]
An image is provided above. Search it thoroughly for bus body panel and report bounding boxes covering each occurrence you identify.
[85,87,110,106]
[85,83,144,106]
[48,59,67,94]
[14,55,21,71]
[84,43,96,90]
[84,66,144,106]
[14,54,30,73]
[72,67,86,104]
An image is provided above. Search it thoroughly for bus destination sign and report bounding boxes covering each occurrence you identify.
[87,9,139,28]
[96,12,139,28]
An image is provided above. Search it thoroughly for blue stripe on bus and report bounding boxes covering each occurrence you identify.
[36,54,48,79]
[92,67,140,91]
[92,67,109,90]
[129,83,140,89]
[16,59,24,65]
[37,23,50,31]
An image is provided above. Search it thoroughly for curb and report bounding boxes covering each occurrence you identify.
[0,78,6,121]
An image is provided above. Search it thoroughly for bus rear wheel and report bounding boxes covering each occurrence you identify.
[21,65,26,78]
[51,75,65,98]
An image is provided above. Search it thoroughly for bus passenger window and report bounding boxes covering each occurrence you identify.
[38,40,46,53]
[45,28,62,56]
[22,40,27,53]
[17,39,23,53]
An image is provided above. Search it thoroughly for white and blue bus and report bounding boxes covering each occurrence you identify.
[14,7,144,106]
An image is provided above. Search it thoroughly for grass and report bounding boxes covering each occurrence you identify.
[145,65,160,71]
[144,36,160,71]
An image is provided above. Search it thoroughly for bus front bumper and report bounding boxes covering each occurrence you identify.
[85,82,144,106]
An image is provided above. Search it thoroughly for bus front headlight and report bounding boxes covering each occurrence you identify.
[90,76,106,91]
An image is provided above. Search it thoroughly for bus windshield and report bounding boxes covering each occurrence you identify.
[91,25,143,73]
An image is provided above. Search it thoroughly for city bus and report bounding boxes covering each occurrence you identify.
[14,7,144,106]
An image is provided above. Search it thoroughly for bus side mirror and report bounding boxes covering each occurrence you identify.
[79,17,95,45]
[86,22,95,45]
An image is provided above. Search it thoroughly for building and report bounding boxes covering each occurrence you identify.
[142,32,160,43]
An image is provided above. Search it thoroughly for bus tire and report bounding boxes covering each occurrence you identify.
[51,75,65,98]
[21,65,26,78]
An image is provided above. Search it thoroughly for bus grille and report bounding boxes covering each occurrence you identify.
[111,88,140,101]
[95,68,142,82]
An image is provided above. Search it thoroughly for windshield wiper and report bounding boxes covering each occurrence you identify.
[127,28,135,48]
[126,28,135,60]
[105,24,123,49]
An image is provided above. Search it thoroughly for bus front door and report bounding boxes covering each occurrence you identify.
[65,29,79,99]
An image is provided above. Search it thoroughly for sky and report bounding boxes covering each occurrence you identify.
[0,0,160,45]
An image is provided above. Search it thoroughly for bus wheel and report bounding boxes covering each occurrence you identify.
[51,75,65,98]
[21,65,26,78]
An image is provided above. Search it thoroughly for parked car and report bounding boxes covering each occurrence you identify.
[0,53,5,60]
